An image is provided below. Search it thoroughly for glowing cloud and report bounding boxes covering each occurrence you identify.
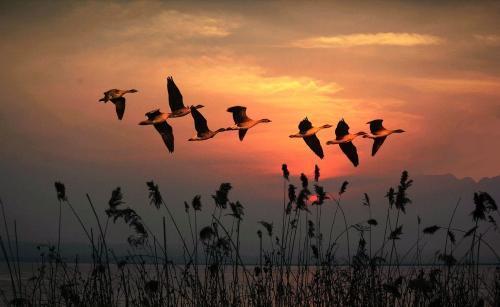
[474,34,500,45]
[121,10,239,39]
[291,32,442,48]
[167,56,342,107]
[405,77,500,94]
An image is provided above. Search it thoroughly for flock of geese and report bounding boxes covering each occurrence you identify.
[99,76,405,167]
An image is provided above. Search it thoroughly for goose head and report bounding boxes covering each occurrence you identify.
[321,124,333,129]
[393,129,405,133]
[192,104,205,110]
[128,89,138,93]
[259,118,272,123]
[356,131,367,136]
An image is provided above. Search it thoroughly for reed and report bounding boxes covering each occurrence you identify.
[0,165,498,306]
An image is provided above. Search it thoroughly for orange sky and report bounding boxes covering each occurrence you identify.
[1,0,500,182]
[1,0,500,250]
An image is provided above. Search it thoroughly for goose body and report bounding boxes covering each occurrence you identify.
[138,109,174,153]
[363,119,405,156]
[189,106,226,141]
[166,76,204,118]
[226,106,271,141]
[326,119,366,167]
[289,117,332,159]
[99,89,138,120]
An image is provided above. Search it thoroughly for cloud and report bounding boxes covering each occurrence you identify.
[166,56,342,106]
[290,32,442,48]
[474,34,500,45]
[404,77,500,94]
[120,10,240,39]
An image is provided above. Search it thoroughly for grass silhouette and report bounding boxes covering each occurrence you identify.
[0,165,499,306]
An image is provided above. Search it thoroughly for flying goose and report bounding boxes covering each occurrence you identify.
[363,119,405,156]
[139,109,174,153]
[166,76,204,118]
[226,106,271,141]
[188,106,226,141]
[326,119,366,167]
[99,89,138,120]
[289,118,332,159]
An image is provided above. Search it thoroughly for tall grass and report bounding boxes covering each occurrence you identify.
[0,165,499,306]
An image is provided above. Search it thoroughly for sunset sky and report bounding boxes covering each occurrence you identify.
[0,1,499,246]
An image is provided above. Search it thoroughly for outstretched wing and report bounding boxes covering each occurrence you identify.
[303,134,324,159]
[368,119,384,134]
[167,76,184,112]
[335,119,349,139]
[298,118,313,134]
[227,106,251,124]
[372,136,387,156]
[339,142,359,167]
[154,121,174,153]
[190,106,209,135]
[238,129,248,141]
[111,97,126,120]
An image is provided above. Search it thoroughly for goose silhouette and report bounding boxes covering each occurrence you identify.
[226,106,271,141]
[326,119,366,167]
[363,119,405,156]
[188,106,226,141]
[139,109,174,153]
[289,117,332,159]
[99,89,138,120]
[166,76,204,118]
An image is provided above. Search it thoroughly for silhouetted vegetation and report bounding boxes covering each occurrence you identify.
[0,165,499,306]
